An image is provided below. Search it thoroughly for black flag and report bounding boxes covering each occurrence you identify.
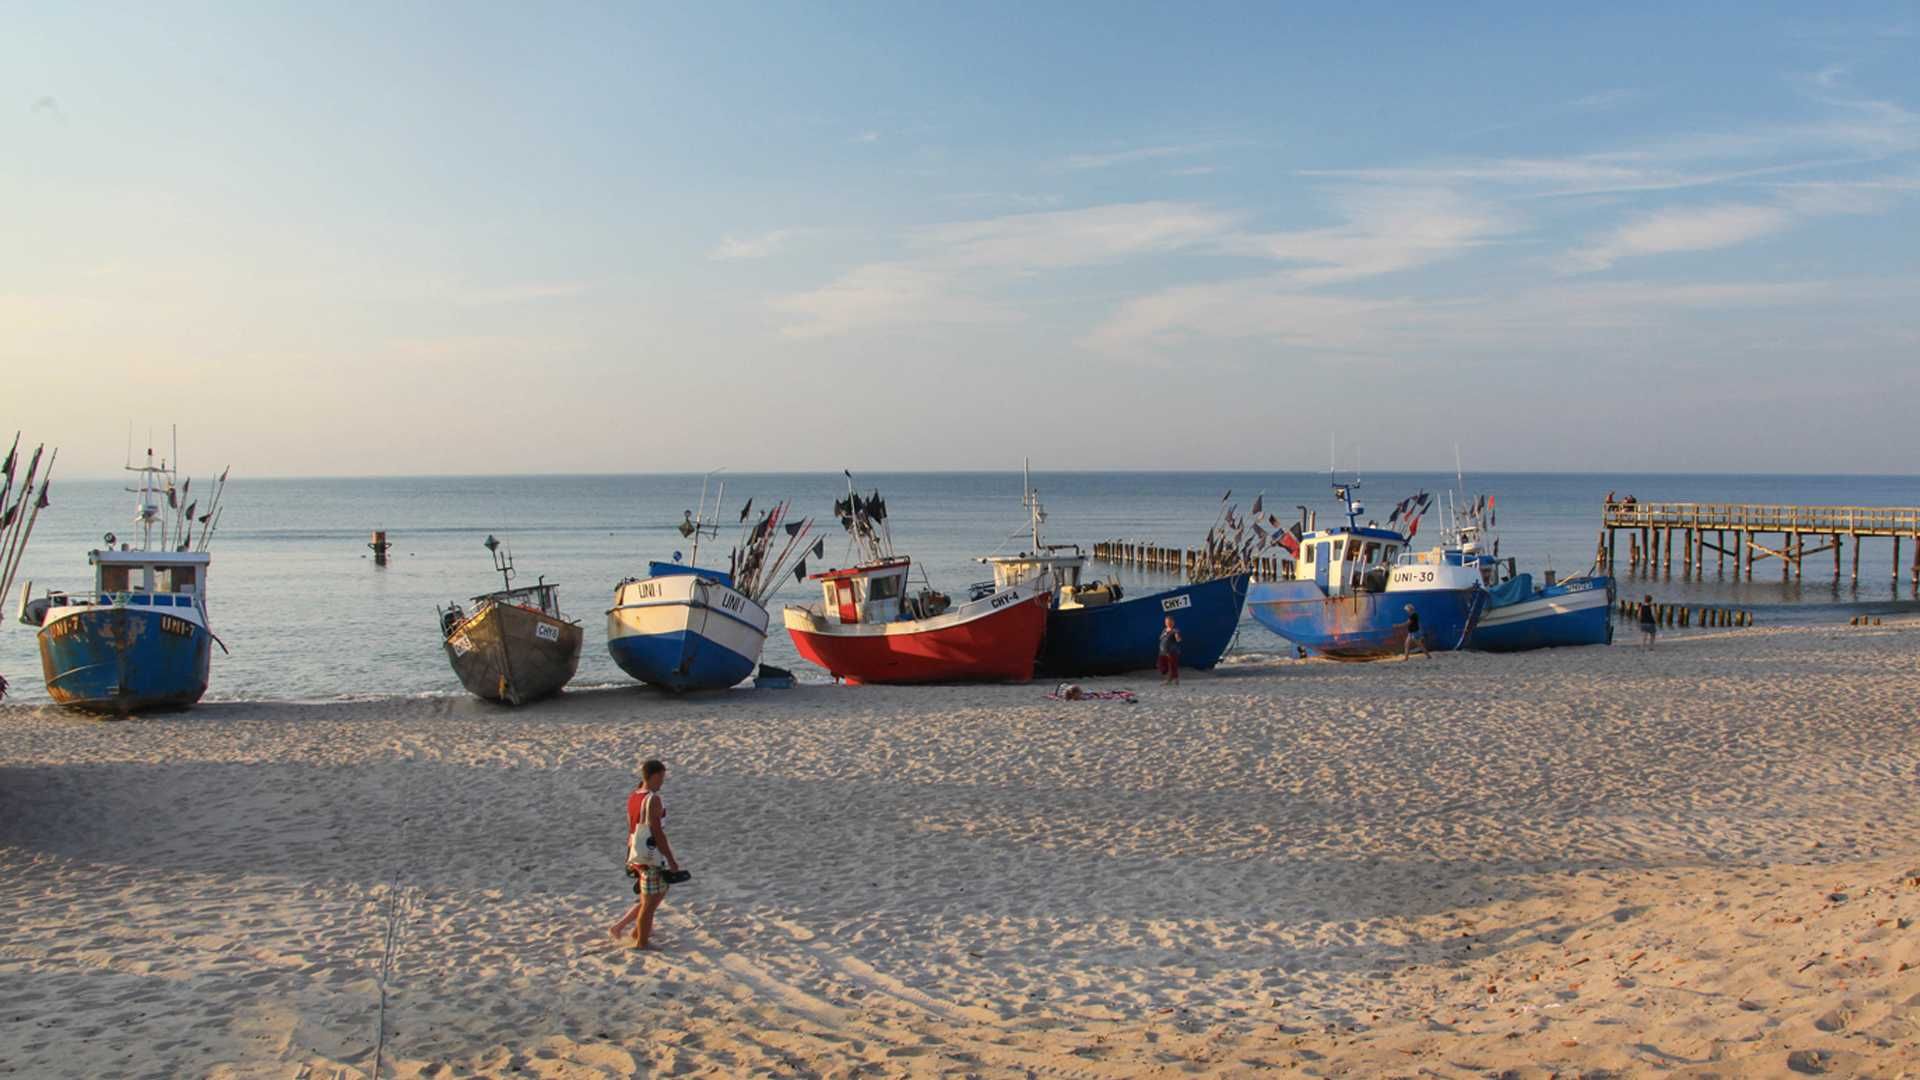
[792,560,807,582]
[34,479,49,509]
[167,485,178,509]
[183,501,196,522]
[0,501,15,529]
[1,437,14,479]
[784,520,802,537]
[738,498,753,523]
[219,466,230,483]
[1250,494,1263,516]
[811,538,825,559]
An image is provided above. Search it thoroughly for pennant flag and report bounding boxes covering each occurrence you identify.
[738,498,753,523]
[792,560,807,582]
[1277,530,1300,557]
[182,478,191,495]
[1250,494,1263,516]
[1221,489,1231,502]
[784,520,802,537]
[811,538,825,559]
[844,469,853,479]
[199,511,213,524]
[1406,513,1421,540]
[167,485,178,509]
[1493,537,1501,557]
[1,436,15,479]
[219,466,230,483]
[869,494,886,521]
[850,493,865,514]
[0,501,15,529]
[183,500,196,522]
[34,478,49,509]
[1268,514,1280,529]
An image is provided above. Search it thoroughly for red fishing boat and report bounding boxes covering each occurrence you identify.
[781,480,1051,685]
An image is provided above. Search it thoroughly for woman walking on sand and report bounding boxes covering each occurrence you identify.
[1638,594,1658,647]
[610,759,682,950]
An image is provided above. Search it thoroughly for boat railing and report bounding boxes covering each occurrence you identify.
[46,590,202,610]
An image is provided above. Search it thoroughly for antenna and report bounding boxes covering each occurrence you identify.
[484,535,514,591]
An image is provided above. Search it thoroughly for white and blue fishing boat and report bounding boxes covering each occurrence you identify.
[977,467,1248,676]
[607,476,815,692]
[1447,514,1616,651]
[19,440,232,715]
[1248,480,1487,659]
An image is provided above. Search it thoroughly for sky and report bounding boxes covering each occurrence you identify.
[4,3,1919,478]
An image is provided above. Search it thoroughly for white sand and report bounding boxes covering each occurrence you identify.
[3,621,1918,1077]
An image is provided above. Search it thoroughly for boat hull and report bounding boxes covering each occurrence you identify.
[785,588,1050,685]
[1468,576,1614,652]
[38,606,211,715]
[1039,574,1249,677]
[607,574,768,692]
[1248,581,1487,660]
[445,600,584,705]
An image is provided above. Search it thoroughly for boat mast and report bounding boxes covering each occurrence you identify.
[687,467,724,567]
[1024,458,1044,550]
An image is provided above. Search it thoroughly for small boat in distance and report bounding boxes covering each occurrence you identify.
[24,437,232,714]
[977,465,1249,677]
[784,478,1051,684]
[439,536,583,705]
[1248,479,1487,660]
[607,473,816,692]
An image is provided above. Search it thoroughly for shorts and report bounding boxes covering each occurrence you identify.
[1157,654,1180,676]
[628,864,668,897]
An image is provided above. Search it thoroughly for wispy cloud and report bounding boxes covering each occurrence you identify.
[909,201,1236,270]
[710,228,805,261]
[1056,143,1212,171]
[852,130,880,143]
[771,262,1013,340]
[457,281,590,305]
[1559,203,1793,274]
[1220,187,1516,286]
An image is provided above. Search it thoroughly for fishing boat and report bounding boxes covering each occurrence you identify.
[607,475,815,692]
[438,536,583,704]
[0,434,56,703]
[1247,479,1487,660]
[1444,511,1616,652]
[21,438,231,714]
[784,479,1051,684]
[977,466,1249,676]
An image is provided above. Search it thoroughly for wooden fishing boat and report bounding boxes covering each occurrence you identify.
[439,537,583,705]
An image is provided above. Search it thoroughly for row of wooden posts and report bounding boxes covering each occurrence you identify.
[1617,599,1752,628]
[1600,501,1920,585]
[1091,540,1285,581]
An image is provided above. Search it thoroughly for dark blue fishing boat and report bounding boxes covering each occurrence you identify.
[977,466,1250,677]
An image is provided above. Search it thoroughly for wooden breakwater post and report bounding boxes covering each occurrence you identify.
[1617,597,1753,628]
[369,529,393,567]
[1600,500,1920,591]
[1093,539,1287,582]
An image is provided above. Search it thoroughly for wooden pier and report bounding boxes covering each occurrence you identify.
[1091,540,1286,581]
[1599,501,1920,584]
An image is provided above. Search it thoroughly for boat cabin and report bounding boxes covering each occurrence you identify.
[978,548,1119,609]
[807,557,937,624]
[1291,526,1405,596]
[478,581,565,618]
[89,548,210,609]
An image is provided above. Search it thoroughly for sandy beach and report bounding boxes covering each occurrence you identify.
[3,621,1918,1078]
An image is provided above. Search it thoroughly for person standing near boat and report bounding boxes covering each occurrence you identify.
[1402,603,1430,660]
[609,759,681,950]
[1157,616,1183,685]
[1638,594,1658,647]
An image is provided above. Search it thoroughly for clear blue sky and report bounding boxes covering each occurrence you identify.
[5,4,1917,476]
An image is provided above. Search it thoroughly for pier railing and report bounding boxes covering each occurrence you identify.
[1603,501,1920,536]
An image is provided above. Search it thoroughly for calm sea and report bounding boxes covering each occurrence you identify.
[3,471,1917,705]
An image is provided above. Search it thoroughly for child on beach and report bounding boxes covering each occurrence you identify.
[1158,616,1183,685]
[1402,604,1430,660]
[1639,594,1657,647]
[610,759,681,950]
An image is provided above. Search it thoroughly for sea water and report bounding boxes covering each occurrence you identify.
[3,470,1917,704]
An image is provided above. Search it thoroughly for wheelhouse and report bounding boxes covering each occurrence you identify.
[481,581,565,619]
[809,557,911,625]
[1293,526,1404,596]
[84,549,210,609]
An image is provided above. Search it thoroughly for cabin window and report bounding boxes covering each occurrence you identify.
[1383,546,1398,564]
[1361,542,1379,565]
[1346,539,1362,561]
[1303,544,1315,565]
[154,566,198,593]
[867,575,902,601]
[101,565,142,592]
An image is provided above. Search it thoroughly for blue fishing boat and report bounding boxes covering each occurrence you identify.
[1446,519,1616,652]
[607,475,815,692]
[1248,480,1487,660]
[977,467,1250,677]
[20,441,232,715]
